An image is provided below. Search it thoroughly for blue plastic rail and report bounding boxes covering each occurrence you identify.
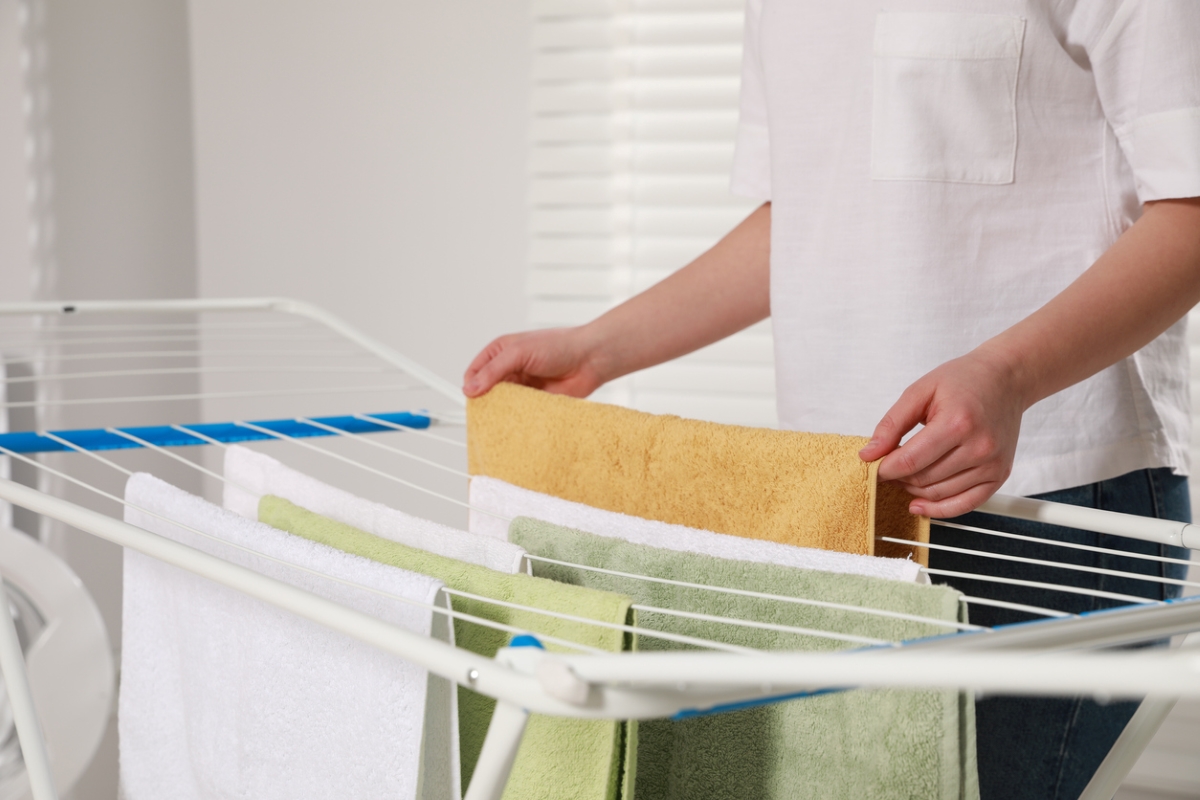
[0,411,431,454]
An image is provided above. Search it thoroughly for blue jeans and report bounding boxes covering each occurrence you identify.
[928,468,1191,800]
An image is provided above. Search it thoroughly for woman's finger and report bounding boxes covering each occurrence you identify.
[463,339,531,396]
[896,442,988,490]
[859,382,933,462]
[875,413,968,483]
[907,480,1003,519]
[896,464,995,502]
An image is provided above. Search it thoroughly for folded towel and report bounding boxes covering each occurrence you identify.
[467,383,928,563]
[469,475,925,583]
[258,495,633,800]
[224,444,526,574]
[511,517,978,800]
[121,473,459,800]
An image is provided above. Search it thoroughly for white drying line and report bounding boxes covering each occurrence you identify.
[172,423,482,522]
[91,423,1069,628]
[441,588,762,655]
[296,416,469,479]
[627,604,892,647]
[957,595,1073,619]
[3,364,402,385]
[26,422,1085,627]
[523,553,979,632]
[103,430,886,651]
[171,424,230,449]
[1,384,426,410]
[108,428,232,486]
[0,444,772,656]
[26,424,1115,635]
[231,420,510,522]
[354,413,467,448]
[933,519,1196,568]
[123,428,986,637]
[0,348,369,366]
[36,431,134,476]
[888,537,1200,590]
[418,409,467,426]
[923,567,1159,606]
[0,443,604,656]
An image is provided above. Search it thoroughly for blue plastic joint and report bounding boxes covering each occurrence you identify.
[508,634,545,650]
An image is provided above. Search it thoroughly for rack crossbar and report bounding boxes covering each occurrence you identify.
[0,411,431,453]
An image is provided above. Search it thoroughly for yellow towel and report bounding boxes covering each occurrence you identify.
[467,383,929,565]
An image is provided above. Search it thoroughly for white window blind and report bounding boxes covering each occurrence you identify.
[529,0,775,427]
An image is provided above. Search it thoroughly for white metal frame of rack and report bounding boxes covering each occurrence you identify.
[1,298,1198,800]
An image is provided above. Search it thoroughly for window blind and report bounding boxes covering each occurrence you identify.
[528,0,775,427]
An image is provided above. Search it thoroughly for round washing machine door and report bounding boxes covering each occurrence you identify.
[0,526,114,799]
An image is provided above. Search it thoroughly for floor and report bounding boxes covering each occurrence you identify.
[1115,698,1200,798]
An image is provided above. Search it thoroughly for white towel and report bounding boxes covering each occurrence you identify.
[469,475,924,583]
[121,472,460,800]
[223,445,527,574]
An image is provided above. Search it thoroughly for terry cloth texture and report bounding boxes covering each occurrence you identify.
[511,517,979,800]
[469,475,924,583]
[224,444,527,574]
[258,495,633,800]
[121,473,458,800]
[467,383,929,564]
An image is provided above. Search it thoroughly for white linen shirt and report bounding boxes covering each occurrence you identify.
[732,0,1200,496]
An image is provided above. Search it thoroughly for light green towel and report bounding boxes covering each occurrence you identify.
[259,496,634,800]
[511,517,980,800]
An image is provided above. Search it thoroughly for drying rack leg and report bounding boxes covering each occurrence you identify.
[0,577,59,800]
[1078,697,1176,800]
[1078,631,1200,800]
[463,700,530,800]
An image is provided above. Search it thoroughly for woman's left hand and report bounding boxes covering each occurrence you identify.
[858,348,1027,518]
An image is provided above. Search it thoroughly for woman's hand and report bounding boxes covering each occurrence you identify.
[859,199,1200,518]
[464,204,773,399]
[858,348,1028,518]
[462,327,607,398]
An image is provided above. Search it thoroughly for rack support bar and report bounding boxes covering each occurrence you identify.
[0,574,59,800]
[464,701,530,800]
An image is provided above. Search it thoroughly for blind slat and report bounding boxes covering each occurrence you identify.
[532,79,741,113]
[534,15,743,50]
[529,0,776,426]
[530,298,617,326]
[532,111,738,143]
[533,0,744,16]
[528,266,616,297]
[529,237,613,265]
[532,143,736,175]
[631,362,775,393]
[533,175,754,206]
[534,46,742,80]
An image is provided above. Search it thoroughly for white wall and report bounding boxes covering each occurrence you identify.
[0,0,31,305]
[189,0,532,391]
[1,1,1197,797]
[2,1,201,797]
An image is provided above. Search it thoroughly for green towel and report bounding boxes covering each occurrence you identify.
[259,496,634,800]
[511,517,980,800]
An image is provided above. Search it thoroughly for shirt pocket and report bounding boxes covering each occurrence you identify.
[871,12,1026,184]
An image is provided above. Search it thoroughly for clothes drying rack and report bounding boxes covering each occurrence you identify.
[1,298,1198,800]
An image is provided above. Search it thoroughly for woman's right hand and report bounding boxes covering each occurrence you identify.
[462,326,608,398]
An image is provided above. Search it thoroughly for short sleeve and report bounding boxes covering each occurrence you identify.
[730,0,771,200]
[1083,0,1200,203]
